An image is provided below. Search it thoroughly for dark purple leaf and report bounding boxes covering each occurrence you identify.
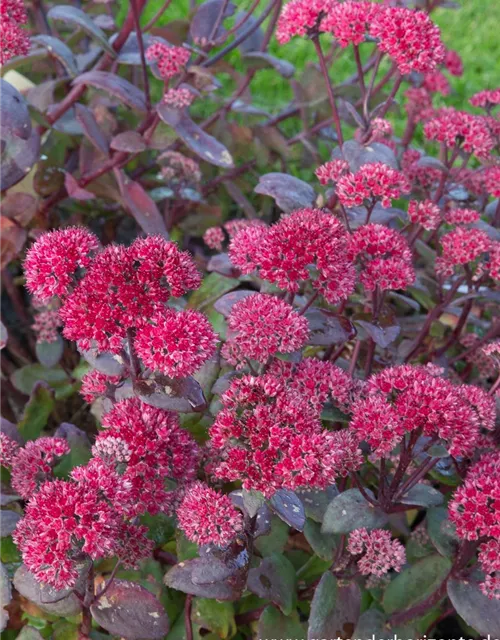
[447,576,500,636]
[207,253,240,278]
[308,573,361,640]
[296,485,339,523]
[416,155,447,172]
[1,193,37,226]
[356,320,400,348]
[247,554,296,615]
[231,100,271,117]
[72,71,147,112]
[242,52,295,78]
[64,172,96,201]
[47,5,115,55]
[223,181,257,218]
[338,99,366,128]
[0,218,27,268]
[1,510,21,536]
[214,290,256,317]
[80,346,125,376]
[114,169,169,237]
[157,105,234,168]
[190,0,236,45]
[13,565,82,617]
[306,309,356,346]
[234,11,265,54]
[254,173,316,213]
[211,371,238,395]
[269,490,305,532]
[164,559,239,600]
[54,422,91,449]
[347,203,404,230]
[340,139,398,171]
[110,131,147,153]
[1,417,24,445]
[0,79,31,140]
[109,32,161,65]
[136,375,207,413]
[74,103,110,156]
[322,489,387,534]
[90,580,169,639]
[0,126,40,191]
[400,483,444,507]
[31,35,78,76]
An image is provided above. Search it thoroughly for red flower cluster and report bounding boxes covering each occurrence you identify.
[163,87,195,109]
[210,364,362,497]
[0,0,30,64]
[444,49,463,76]
[449,451,500,599]
[87,397,200,517]
[401,149,441,192]
[229,208,356,304]
[484,166,500,198]
[24,228,99,302]
[80,369,123,403]
[443,207,480,225]
[145,42,190,80]
[470,88,500,109]
[134,308,218,378]
[31,300,62,344]
[424,108,494,158]
[315,159,349,185]
[276,0,334,44]
[423,71,450,96]
[369,7,445,74]
[350,365,495,458]
[335,162,410,209]
[436,227,491,278]
[405,88,434,123]
[203,219,265,251]
[348,528,406,576]
[348,224,415,292]
[0,432,19,467]
[222,294,309,367]
[177,481,244,547]
[321,1,379,48]
[408,200,441,231]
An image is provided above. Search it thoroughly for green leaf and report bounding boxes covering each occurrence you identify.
[352,608,385,639]
[296,485,339,523]
[257,606,305,639]
[187,273,240,311]
[303,520,337,561]
[192,598,236,638]
[382,555,451,615]
[35,336,64,368]
[254,515,289,557]
[11,364,76,400]
[17,383,54,441]
[0,537,21,563]
[308,572,360,640]
[426,507,458,557]
[400,483,444,507]
[447,576,500,636]
[322,489,388,534]
[247,554,296,616]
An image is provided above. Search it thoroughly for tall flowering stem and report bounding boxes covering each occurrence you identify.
[312,36,344,145]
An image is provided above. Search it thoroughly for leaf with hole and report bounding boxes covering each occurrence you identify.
[135,375,207,413]
[247,554,296,615]
[308,572,361,640]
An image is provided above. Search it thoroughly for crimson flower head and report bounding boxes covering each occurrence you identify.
[348,528,406,576]
[404,87,434,124]
[443,207,480,225]
[24,227,99,302]
[348,224,415,292]
[321,1,380,47]
[315,159,349,185]
[369,7,445,74]
[423,71,450,96]
[177,481,244,547]
[0,0,30,64]
[134,308,218,378]
[484,166,500,199]
[0,432,20,468]
[146,42,190,80]
[163,87,195,109]
[424,108,494,158]
[436,227,491,278]
[229,208,356,304]
[276,0,335,44]
[80,369,123,403]
[222,293,309,367]
[203,220,265,251]
[444,49,463,76]
[470,88,500,109]
[408,200,441,231]
[335,162,410,209]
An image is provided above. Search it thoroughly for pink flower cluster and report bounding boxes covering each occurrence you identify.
[315,159,349,185]
[146,42,190,80]
[203,219,265,252]
[348,224,415,292]
[443,207,480,225]
[348,528,406,576]
[408,200,441,231]
[229,208,356,304]
[321,1,379,48]
[335,162,410,209]
[177,481,244,547]
[436,227,492,278]
[424,108,494,158]
[350,365,495,458]
[160,151,201,184]
[31,299,62,344]
[401,149,441,192]
[444,49,463,76]
[0,0,30,64]
[209,361,362,497]
[222,294,309,367]
[25,230,218,376]
[484,166,500,198]
[449,451,500,599]
[276,0,334,44]
[405,88,434,123]
[80,369,123,403]
[470,88,500,109]
[163,87,195,109]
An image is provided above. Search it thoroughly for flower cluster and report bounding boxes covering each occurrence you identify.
[31,298,62,344]
[348,224,415,292]
[222,294,309,367]
[348,528,406,577]
[159,151,201,185]
[424,108,494,158]
[209,363,362,496]
[335,162,410,209]
[163,87,195,109]
[405,87,434,123]
[0,432,20,467]
[203,219,265,252]
[445,49,463,76]
[423,71,450,96]
[484,166,500,198]
[407,200,441,231]
[321,1,379,48]
[470,88,500,109]
[177,481,244,547]
[443,207,480,225]
[315,159,349,185]
[275,0,334,44]
[145,42,190,80]
[0,0,30,64]
[449,451,500,599]
[80,369,124,403]
[229,208,356,304]
[436,227,491,278]
[350,365,495,458]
